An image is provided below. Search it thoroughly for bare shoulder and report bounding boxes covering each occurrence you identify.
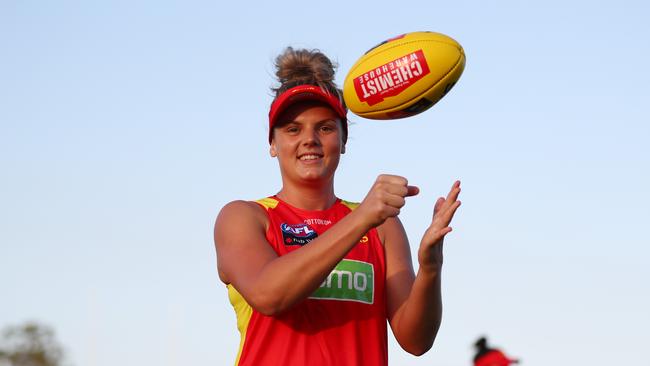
[219,199,266,216]
[216,200,268,229]
[214,200,272,282]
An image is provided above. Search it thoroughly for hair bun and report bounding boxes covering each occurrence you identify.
[273,47,339,96]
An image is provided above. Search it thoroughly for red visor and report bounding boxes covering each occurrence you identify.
[268,85,347,144]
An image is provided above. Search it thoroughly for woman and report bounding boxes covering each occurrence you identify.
[214,47,461,366]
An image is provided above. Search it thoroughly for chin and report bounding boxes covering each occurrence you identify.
[297,170,334,183]
[299,173,327,182]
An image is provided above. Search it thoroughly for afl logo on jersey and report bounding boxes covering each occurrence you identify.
[280,223,318,246]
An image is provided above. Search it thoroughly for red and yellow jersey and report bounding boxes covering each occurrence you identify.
[227,196,387,366]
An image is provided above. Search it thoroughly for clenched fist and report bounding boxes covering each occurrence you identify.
[356,174,420,228]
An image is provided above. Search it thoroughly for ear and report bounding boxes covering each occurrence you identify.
[270,143,278,157]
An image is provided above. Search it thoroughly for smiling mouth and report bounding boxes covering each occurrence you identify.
[298,154,323,161]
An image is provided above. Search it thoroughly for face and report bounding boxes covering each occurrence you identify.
[270,102,346,185]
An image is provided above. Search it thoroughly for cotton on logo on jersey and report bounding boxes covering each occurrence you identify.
[354,49,430,106]
[303,218,332,226]
[280,223,318,246]
[309,260,374,304]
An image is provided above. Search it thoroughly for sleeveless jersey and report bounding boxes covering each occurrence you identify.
[227,196,387,366]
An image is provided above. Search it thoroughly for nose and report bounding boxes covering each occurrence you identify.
[302,126,321,146]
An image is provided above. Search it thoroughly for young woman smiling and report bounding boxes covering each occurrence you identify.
[214,47,461,366]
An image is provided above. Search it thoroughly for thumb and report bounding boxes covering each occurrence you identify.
[406,185,420,197]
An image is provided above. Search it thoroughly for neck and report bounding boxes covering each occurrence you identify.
[276,178,337,211]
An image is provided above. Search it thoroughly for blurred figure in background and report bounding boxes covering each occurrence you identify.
[473,336,520,366]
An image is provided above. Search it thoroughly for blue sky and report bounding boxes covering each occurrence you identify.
[1,0,649,365]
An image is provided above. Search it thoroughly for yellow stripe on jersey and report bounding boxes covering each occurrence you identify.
[256,197,279,210]
[227,284,253,366]
[340,200,360,211]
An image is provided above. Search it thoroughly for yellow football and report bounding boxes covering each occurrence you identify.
[343,31,465,119]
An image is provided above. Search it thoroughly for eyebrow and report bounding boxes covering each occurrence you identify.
[280,119,339,127]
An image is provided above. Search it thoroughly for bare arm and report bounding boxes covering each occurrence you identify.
[384,181,461,355]
[214,175,418,316]
[215,200,371,315]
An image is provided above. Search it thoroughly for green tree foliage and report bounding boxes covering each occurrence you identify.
[0,322,66,366]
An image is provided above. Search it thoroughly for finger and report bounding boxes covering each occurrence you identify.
[383,183,418,198]
[440,196,461,211]
[446,180,461,202]
[431,201,460,228]
[433,197,445,214]
[435,201,462,227]
[377,174,408,186]
[445,188,460,208]
[442,201,461,221]
[406,185,419,197]
[445,186,461,205]
[384,193,406,209]
[440,226,453,237]
[435,193,456,216]
[381,182,412,197]
[384,183,409,197]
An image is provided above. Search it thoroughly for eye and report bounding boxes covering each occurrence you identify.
[285,125,300,134]
[319,122,337,133]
